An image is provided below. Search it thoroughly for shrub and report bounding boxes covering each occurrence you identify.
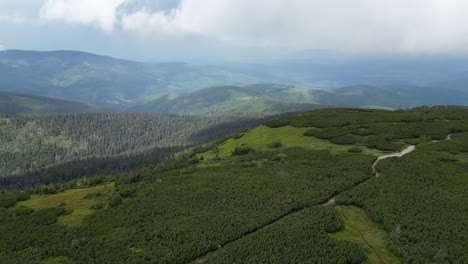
[231,146,255,156]
[107,193,123,207]
[264,120,289,128]
[268,141,283,148]
[348,147,363,153]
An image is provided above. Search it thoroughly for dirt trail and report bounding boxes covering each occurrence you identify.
[324,145,417,206]
[326,133,454,206]
[322,195,337,206]
[372,145,416,177]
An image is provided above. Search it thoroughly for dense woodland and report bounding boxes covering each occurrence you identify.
[0,112,267,186]
[0,106,467,263]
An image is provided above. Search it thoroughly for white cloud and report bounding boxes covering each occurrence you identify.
[0,44,5,51]
[40,0,127,32]
[120,0,468,54]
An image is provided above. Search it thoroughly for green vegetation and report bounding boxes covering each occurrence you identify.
[0,106,467,263]
[202,206,367,263]
[0,112,265,186]
[198,125,383,159]
[331,206,400,264]
[16,183,114,226]
[338,138,468,263]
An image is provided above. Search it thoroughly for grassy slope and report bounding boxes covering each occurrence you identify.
[16,183,114,226]
[331,206,400,264]
[198,125,383,159]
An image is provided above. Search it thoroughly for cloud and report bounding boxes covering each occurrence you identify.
[40,0,127,32]
[0,44,5,51]
[120,0,468,54]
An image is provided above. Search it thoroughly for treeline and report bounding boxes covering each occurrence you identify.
[0,146,183,190]
[0,112,268,182]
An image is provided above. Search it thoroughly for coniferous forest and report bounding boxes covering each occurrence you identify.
[0,112,268,188]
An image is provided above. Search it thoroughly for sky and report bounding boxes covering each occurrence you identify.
[1,0,468,63]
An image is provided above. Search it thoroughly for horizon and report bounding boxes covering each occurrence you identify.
[2,1,468,63]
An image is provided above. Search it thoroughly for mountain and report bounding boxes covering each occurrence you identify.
[0,92,95,115]
[0,106,467,263]
[228,58,468,91]
[132,84,468,114]
[0,50,262,107]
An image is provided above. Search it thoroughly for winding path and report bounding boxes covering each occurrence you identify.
[372,145,416,177]
[325,133,453,206]
[191,134,454,262]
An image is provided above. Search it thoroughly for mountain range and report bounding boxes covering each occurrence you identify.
[1,50,468,115]
[0,50,261,108]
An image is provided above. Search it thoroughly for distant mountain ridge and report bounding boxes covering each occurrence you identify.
[132,84,468,115]
[1,50,467,116]
[0,50,262,107]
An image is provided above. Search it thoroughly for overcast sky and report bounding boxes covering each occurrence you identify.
[1,0,468,62]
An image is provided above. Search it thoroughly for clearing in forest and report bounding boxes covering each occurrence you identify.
[15,183,114,226]
[331,206,401,264]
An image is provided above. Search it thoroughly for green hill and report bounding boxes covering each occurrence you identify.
[0,106,467,263]
[0,92,95,115]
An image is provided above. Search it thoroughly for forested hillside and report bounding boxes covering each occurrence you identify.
[0,92,96,115]
[0,112,266,185]
[0,106,467,263]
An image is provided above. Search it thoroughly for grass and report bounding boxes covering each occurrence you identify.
[198,125,383,159]
[330,206,400,264]
[16,183,114,226]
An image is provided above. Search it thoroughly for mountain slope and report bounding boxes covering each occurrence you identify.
[0,50,262,107]
[0,106,467,263]
[0,113,266,184]
[0,92,95,115]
